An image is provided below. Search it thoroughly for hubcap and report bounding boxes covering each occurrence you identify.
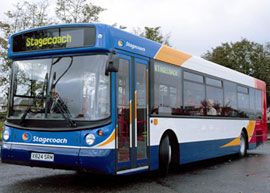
[168,144,172,164]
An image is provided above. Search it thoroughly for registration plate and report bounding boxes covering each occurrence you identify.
[31,152,54,162]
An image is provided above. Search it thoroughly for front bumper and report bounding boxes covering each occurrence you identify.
[1,143,116,174]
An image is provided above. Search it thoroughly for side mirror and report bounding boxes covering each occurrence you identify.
[105,54,119,76]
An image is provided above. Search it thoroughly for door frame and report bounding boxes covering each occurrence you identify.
[116,52,150,173]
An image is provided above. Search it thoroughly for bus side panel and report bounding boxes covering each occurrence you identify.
[149,146,159,171]
[149,117,252,166]
[79,149,115,174]
[179,139,239,164]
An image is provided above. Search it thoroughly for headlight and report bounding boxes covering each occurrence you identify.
[85,134,95,145]
[3,130,10,141]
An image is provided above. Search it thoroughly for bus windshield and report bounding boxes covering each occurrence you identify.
[10,55,110,122]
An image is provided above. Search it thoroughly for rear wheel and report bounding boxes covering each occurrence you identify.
[159,135,171,175]
[239,131,247,157]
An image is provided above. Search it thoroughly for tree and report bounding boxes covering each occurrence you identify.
[0,0,52,95]
[55,0,106,23]
[135,26,170,46]
[202,39,270,105]
[264,42,270,104]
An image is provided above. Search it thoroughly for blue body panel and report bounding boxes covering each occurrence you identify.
[149,146,159,171]
[179,138,240,164]
[5,124,114,147]
[2,143,80,170]
[2,124,116,174]
[2,143,115,174]
[79,149,115,174]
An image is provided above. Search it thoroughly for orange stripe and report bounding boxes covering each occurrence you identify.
[98,130,115,147]
[246,120,256,142]
[154,45,192,66]
[129,100,132,122]
[222,137,240,147]
[221,120,256,148]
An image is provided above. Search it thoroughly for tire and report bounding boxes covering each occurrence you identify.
[159,135,172,176]
[239,131,247,157]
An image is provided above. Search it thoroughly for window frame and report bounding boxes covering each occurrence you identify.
[151,60,182,116]
[7,53,113,130]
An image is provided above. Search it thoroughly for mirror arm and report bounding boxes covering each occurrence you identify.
[105,52,119,76]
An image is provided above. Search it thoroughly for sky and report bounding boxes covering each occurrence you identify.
[0,0,270,56]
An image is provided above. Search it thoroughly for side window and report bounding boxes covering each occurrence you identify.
[117,59,130,162]
[237,86,250,118]
[118,59,130,110]
[152,61,182,115]
[223,81,238,117]
[255,89,262,119]
[205,77,223,116]
[183,71,205,116]
[184,71,204,83]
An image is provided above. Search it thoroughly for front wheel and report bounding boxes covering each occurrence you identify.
[239,131,247,157]
[159,135,171,175]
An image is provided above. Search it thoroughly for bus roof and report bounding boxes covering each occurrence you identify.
[8,23,265,89]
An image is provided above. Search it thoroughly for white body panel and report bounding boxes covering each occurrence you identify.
[182,56,256,88]
[150,117,249,146]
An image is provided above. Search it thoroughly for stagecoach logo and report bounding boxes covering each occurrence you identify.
[22,133,68,144]
[32,136,68,144]
[22,132,32,142]
[117,40,146,52]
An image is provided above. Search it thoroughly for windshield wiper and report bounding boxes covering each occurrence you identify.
[52,56,73,88]
[48,56,76,127]
[20,57,75,127]
[20,73,48,125]
[49,93,76,127]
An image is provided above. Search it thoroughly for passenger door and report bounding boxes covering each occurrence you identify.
[116,55,149,173]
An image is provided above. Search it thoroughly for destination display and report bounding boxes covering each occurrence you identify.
[12,27,96,52]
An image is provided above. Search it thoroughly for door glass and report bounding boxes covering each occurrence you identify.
[136,64,147,160]
[117,59,130,162]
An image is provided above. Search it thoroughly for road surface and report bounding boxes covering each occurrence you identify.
[0,143,270,193]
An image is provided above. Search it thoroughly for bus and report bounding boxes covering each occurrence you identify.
[1,23,268,175]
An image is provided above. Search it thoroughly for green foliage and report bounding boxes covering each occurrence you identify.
[4,0,51,32]
[0,112,6,141]
[202,39,270,105]
[137,26,170,46]
[55,0,106,23]
[143,27,163,43]
[0,0,52,95]
[0,0,105,98]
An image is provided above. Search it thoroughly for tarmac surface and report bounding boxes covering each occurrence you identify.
[0,142,270,193]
